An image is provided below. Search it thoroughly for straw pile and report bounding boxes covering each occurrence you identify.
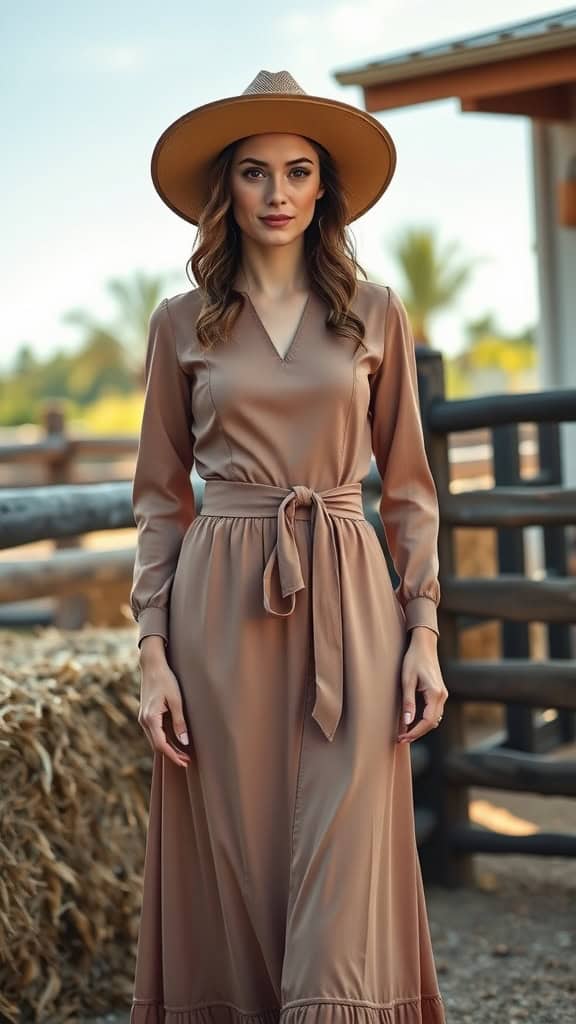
[0,625,148,1024]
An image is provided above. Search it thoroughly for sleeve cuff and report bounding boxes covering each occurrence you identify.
[136,606,169,647]
[404,596,439,636]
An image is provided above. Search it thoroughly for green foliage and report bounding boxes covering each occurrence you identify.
[451,322,537,394]
[443,358,474,399]
[379,223,537,395]
[0,339,133,426]
[70,392,145,434]
[62,268,181,372]
[1,268,180,427]
[388,225,479,344]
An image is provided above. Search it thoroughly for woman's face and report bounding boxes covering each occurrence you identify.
[229,133,325,247]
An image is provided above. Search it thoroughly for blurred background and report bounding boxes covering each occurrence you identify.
[3,0,552,421]
[2,4,576,1024]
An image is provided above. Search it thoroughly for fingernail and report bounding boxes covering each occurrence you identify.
[403,712,412,724]
[179,732,189,745]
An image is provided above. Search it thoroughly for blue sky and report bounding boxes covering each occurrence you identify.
[2,0,568,369]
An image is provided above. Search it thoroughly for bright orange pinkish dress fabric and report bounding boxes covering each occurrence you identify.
[129,280,445,1024]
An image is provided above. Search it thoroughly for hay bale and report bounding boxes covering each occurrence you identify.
[0,625,147,1023]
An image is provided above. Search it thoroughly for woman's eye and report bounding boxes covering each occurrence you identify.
[242,167,311,180]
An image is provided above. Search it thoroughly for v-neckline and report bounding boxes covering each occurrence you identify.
[240,289,312,364]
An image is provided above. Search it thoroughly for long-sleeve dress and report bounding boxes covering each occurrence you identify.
[129,278,446,1024]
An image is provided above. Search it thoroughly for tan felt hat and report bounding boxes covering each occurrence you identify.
[151,69,397,226]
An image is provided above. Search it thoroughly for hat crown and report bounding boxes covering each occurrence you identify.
[242,69,307,97]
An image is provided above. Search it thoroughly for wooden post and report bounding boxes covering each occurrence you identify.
[415,346,474,887]
[539,420,576,744]
[493,423,535,750]
[42,402,89,627]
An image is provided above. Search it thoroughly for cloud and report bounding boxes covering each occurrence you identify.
[71,44,148,72]
[273,0,411,96]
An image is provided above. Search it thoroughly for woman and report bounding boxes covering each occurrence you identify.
[129,69,448,1024]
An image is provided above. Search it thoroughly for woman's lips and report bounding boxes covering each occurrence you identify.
[260,216,293,226]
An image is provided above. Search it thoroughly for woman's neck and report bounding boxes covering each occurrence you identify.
[234,242,309,299]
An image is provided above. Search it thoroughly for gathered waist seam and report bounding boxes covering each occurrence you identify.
[199,478,366,522]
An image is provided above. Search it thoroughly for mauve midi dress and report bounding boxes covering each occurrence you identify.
[128,278,446,1024]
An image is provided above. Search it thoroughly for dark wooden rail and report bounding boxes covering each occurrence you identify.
[443,658,576,708]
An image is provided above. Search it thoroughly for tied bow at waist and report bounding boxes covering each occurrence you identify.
[200,479,366,741]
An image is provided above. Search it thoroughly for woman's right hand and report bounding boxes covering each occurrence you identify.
[138,636,192,768]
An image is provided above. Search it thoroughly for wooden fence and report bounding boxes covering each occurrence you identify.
[1,363,575,885]
[412,347,576,884]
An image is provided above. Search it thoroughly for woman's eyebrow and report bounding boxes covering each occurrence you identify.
[237,157,314,167]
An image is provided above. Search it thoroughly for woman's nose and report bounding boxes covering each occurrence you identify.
[265,174,288,203]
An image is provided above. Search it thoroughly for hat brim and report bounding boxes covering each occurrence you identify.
[151,93,397,226]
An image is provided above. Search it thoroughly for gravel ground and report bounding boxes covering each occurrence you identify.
[425,765,576,1023]
[428,851,576,1022]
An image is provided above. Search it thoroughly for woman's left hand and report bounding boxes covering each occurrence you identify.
[397,627,448,744]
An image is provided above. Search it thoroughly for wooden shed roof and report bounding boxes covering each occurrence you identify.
[333,8,576,120]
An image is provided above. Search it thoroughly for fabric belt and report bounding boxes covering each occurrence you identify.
[200,479,367,742]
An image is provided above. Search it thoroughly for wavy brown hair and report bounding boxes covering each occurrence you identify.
[185,136,369,352]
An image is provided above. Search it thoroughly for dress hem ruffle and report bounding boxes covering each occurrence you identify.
[130,995,446,1024]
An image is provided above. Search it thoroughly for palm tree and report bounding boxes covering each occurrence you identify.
[388,227,478,345]
[61,268,181,379]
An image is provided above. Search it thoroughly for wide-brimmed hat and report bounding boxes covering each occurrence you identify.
[151,69,397,226]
